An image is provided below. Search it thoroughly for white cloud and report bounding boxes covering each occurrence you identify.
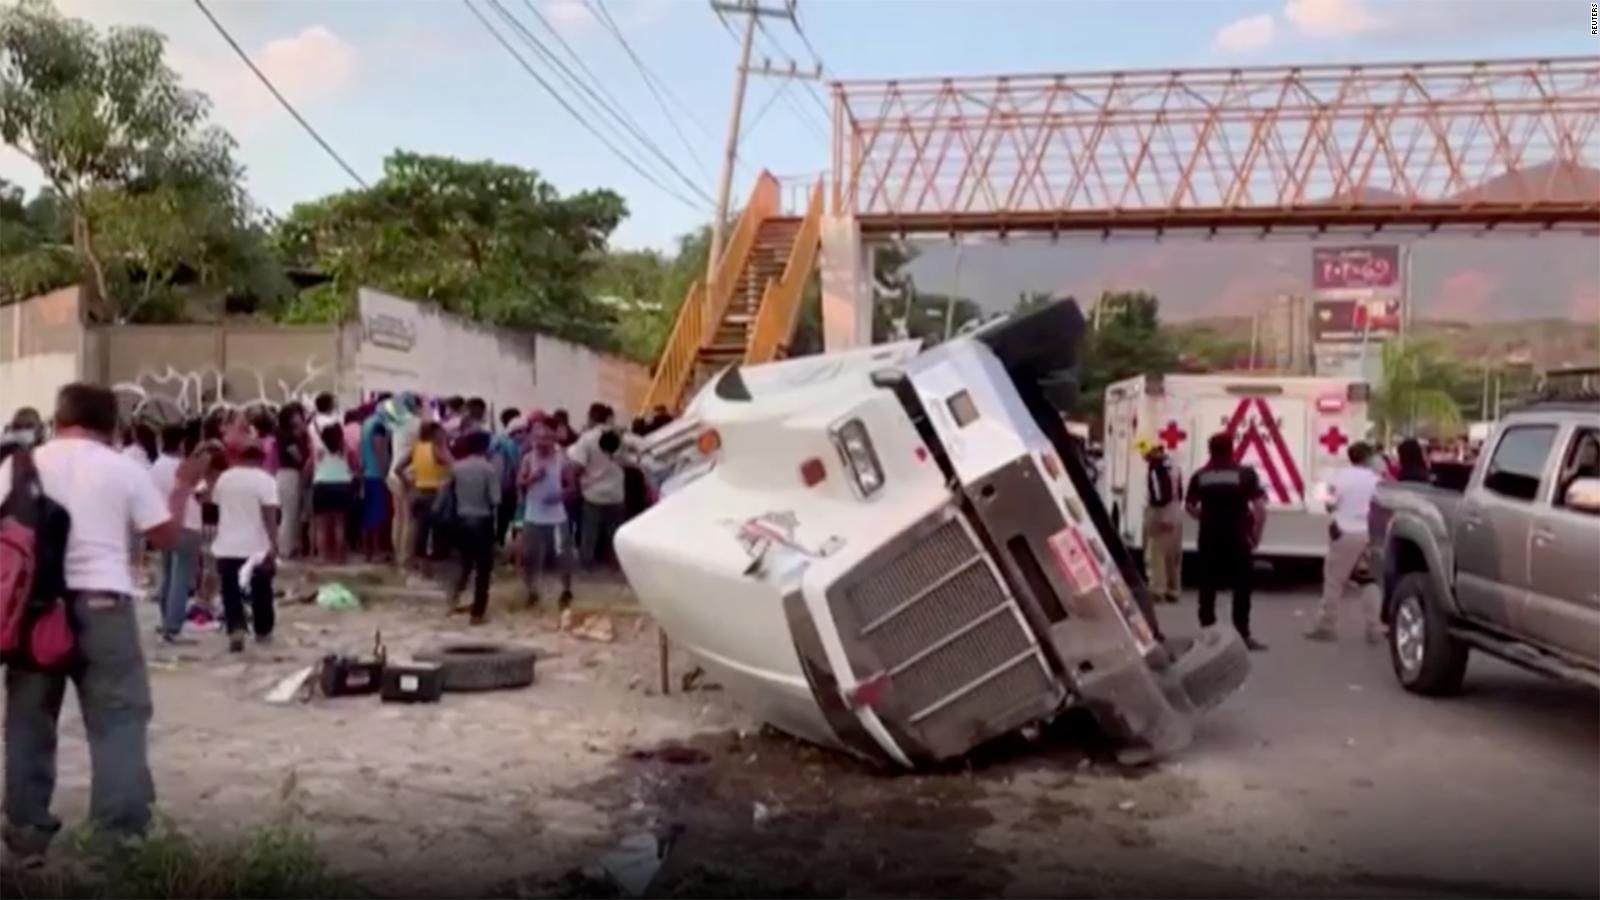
[1213,14,1277,52]
[543,0,597,30]
[1283,0,1390,38]
[255,26,358,107]
[171,25,360,138]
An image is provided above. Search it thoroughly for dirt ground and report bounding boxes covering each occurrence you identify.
[12,565,1597,898]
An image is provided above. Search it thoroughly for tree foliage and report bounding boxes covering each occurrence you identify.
[1075,290,1178,418]
[587,227,708,362]
[276,151,627,346]
[0,0,285,318]
[1372,339,1463,440]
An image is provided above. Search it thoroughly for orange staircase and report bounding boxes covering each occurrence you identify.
[643,172,824,412]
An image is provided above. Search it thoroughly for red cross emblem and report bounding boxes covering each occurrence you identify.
[1158,421,1187,450]
[1319,426,1349,455]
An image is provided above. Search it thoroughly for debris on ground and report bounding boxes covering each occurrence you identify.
[596,831,672,897]
[264,665,317,704]
[561,609,617,643]
[315,583,361,611]
[626,743,711,766]
[679,666,722,693]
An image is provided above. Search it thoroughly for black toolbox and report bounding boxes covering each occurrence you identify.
[381,662,445,704]
[319,630,386,697]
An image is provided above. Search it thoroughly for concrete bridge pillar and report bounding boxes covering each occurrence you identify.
[819,213,872,351]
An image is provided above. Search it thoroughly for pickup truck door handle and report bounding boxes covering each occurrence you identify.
[1531,528,1557,545]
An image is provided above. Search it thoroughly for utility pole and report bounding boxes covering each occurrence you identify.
[706,0,799,288]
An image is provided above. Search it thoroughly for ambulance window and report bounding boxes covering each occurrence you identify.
[947,390,980,427]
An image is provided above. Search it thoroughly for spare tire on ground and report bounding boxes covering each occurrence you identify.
[414,641,537,692]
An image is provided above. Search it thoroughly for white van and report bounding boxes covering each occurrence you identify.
[617,302,1249,768]
[1101,373,1372,559]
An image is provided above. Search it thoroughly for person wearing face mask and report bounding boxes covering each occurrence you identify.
[0,407,44,465]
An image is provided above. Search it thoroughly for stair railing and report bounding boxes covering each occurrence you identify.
[745,177,824,364]
[642,172,780,411]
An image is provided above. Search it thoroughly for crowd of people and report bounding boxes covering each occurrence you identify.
[0,389,677,645]
[0,383,678,861]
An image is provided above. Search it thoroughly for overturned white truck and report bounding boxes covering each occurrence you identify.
[617,301,1249,767]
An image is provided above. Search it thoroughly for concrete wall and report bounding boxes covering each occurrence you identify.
[0,287,86,422]
[90,324,346,424]
[357,287,649,417]
[1,283,648,424]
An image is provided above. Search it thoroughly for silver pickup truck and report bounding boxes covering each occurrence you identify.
[1373,396,1600,694]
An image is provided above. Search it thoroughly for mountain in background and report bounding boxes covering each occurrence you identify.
[1171,316,1599,373]
[901,162,1600,325]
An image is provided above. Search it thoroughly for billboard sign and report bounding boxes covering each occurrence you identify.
[1312,245,1401,292]
[1312,296,1402,343]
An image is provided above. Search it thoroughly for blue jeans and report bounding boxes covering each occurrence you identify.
[157,529,201,637]
[4,593,155,852]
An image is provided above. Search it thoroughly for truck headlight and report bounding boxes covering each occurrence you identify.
[832,418,884,497]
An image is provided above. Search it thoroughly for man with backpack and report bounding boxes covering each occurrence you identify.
[0,384,187,861]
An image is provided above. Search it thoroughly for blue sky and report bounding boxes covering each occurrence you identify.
[2,0,1593,252]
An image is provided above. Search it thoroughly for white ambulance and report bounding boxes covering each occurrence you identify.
[1101,373,1372,559]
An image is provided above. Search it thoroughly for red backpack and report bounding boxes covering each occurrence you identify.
[0,449,76,671]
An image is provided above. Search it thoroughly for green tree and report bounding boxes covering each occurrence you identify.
[1013,290,1055,316]
[588,227,710,362]
[0,0,284,319]
[277,151,626,346]
[1076,290,1178,418]
[0,177,76,300]
[1372,339,1464,440]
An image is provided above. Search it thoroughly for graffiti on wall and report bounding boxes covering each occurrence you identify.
[113,358,331,423]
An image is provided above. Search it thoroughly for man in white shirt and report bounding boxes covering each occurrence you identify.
[210,443,280,653]
[1306,441,1384,644]
[567,404,641,568]
[0,384,185,859]
[148,425,208,643]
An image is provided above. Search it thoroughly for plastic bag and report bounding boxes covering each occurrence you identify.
[315,582,360,611]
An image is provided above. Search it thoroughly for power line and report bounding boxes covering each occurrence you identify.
[740,80,790,142]
[586,0,723,181]
[462,0,710,212]
[715,10,828,146]
[191,0,368,188]
[755,20,832,125]
[487,0,714,207]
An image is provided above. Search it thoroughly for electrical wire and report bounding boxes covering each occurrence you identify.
[715,10,829,146]
[740,79,790,142]
[585,0,722,180]
[487,0,714,206]
[755,20,832,126]
[462,0,710,212]
[191,0,368,188]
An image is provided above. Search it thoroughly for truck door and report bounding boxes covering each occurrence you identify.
[1104,385,1139,545]
[1524,425,1600,660]
[1456,424,1560,629]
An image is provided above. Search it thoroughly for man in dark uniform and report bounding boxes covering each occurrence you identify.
[1186,432,1269,651]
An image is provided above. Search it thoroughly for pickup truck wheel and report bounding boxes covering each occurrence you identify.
[1390,573,1468,696]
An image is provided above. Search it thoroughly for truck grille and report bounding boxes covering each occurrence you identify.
[832,513,1062,760]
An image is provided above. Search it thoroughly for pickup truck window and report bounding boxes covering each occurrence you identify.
[1554,427,1600,510]
[1483,425,1558,502]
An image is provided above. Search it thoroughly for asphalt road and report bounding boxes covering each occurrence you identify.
[1144,584,1599,897]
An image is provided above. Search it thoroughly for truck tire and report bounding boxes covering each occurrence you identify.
[1389,573,1468,696]
[414,642,537,692]
[1169,626,1251,712]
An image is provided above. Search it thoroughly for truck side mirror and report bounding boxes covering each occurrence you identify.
[1563,477,1600,515]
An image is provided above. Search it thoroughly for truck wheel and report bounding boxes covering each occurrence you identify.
[415,641,537,692]
[1170,626,1251,712]
[1389,573,1468,696]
